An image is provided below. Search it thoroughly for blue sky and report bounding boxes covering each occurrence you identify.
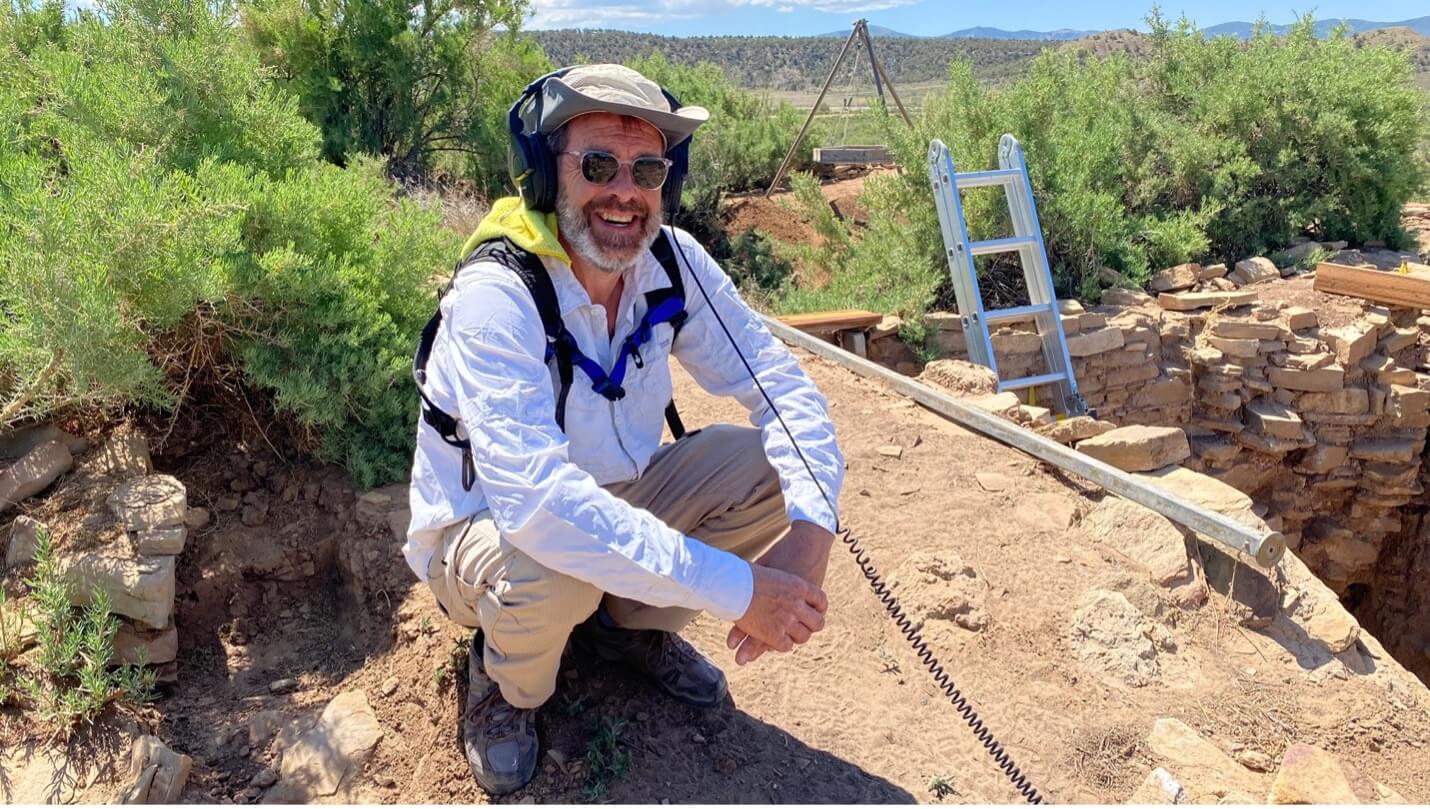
[525,1,1427,36]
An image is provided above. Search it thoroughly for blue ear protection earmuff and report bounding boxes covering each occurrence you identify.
[507,67,690,220]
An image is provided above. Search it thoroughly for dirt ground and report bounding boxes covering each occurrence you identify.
[10,346,1422,805]
[6,198,1430,806]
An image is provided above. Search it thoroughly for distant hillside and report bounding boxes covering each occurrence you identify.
[1059,29,1153,59]
[943,26,1095,40]
[1203,15,1430,38]
[529,30,1049,90]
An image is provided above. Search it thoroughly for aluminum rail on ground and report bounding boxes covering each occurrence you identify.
[762,316,1288,568]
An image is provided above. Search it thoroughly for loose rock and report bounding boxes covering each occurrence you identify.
[1070,590,1172,686]
[119,735,193,804]
[0,440,73,513]
[271,690,384,800]
[1077,425,1191,472]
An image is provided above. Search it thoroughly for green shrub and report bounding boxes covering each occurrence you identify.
[1,0,461,487]
[15,528,155,733]
[241,0,545,193]
[786,12,1429,318]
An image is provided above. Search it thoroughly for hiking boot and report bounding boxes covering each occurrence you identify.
[463,632,538,795]
[575,610,728,707]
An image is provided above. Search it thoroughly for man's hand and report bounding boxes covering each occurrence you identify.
[727,521,836,665]
[729,563,827,665]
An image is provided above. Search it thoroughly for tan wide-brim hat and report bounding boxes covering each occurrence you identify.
[538,64,709,148]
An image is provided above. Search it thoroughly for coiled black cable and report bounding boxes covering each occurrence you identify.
[840,527,1044,804]
[667,226,1048,804]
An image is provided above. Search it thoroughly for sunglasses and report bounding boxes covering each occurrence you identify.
[559,150,672,190]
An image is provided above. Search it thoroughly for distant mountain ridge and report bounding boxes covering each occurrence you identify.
[814,15,1430,40]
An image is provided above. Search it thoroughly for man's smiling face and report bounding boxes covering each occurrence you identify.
[553,112,666,274]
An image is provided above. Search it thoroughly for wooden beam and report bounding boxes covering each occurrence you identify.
[776,309,883,333]
[1314,262,1430,309]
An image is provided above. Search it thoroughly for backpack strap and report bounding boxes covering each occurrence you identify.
[412,238,576,491]
[649,229,688,439]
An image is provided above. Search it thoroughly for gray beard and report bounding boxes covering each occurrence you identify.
[555,188,661,275]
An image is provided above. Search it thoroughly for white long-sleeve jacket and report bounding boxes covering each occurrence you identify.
[405,224,843,622]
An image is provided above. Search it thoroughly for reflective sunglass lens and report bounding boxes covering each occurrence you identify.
[631,158,669,190]
[580,152,619,184]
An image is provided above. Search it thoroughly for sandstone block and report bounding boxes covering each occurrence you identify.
[273,690,384,800]
[1272,351,1332,371]
[1228,257,1279,286]
[119,735,192,804]
[1324,324,1377,366]
[1196,262,1228,281]
[1102,289,1154,307]
[108,475,188,532]
[924,312,962,331]
[1057,299,1085,315]
[1065,326,1126,357]
[1298,387,1368,415]
[1244,400,1303,439]
[1077,426,1191,472]
[1157,290,1258,311]
[1282,306,1317,331]
[1360,354,1416,385]
[1206,336,1259,358]
[1127,768,1186,804]
[965,392,1021,420]
[1036,416,1118,445]
[1268,743,1358,804]
[0,423,88,461]
[1106,364,1159,387]
[1133,378,1193,408]
[1379,327,1417,355]
[991,331,1044,355]
[0,440,73,513]
[135,526,186,556]
[1297,444,1349,474]
[1146,718,1264,801]
[1211,319,1282,340]
[1149,262,1200,292]
[5,515,45,570]
[1269,365,1344,393]
[1349,437,1422,464]
[60,552,174,630]
[1082,498,1192,586]
[1079,312,1107,331]
[113,620,178,666]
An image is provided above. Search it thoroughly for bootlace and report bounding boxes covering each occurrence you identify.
[470,685,524,740]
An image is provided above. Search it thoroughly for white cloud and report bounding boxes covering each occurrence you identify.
[526,0,920,29]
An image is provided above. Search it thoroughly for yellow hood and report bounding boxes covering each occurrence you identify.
[460,197,570,266]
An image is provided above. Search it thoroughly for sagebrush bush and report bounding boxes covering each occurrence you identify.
[242,0,545,193]
[781,12,1429,316]
[1,0,460,487]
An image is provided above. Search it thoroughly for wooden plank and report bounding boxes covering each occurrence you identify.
[777,309,882,333]
[1314,262,1430,309]
[813,145,890,165]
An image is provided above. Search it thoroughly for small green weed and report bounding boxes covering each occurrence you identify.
[583,715,631,800]
[927,771,958,799]
[877,648,901,675]
[16,527,155,734]
[561,692,586,718]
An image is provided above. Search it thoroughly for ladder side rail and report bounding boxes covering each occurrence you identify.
[998,134,1085,414]
[927,140,997,372]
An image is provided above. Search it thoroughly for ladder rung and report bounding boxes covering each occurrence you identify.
[969,236,1037,256]
[1000,372,1069,391]
[955,169,1022,189]
[984,303,1055,325]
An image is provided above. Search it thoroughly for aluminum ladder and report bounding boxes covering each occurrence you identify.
[927,135,1086,416]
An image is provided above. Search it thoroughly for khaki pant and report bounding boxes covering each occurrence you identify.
[426,424,789,708]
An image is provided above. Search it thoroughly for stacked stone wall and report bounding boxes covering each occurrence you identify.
[865,275,1430,681]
